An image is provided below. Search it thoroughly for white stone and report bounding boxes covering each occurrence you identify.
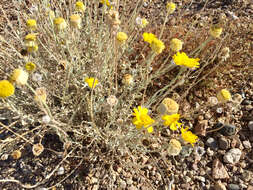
[223,148,242,164]
[57,166,64,175]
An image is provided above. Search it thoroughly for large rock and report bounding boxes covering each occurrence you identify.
[223,148,242,164]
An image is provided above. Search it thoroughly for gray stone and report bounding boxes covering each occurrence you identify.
[223,148,242,164]
[221,124,236,136]
[206,137,218,150]
[248,121,253,131]
[228,184,240,190]
[219,137,230,150]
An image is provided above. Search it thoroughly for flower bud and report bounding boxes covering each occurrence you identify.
[75,1,86,12]
[217,89,231,103]
[166,2,176,14]
[70,14,82,29]
[157,98,179,115]
[26,19,37,30]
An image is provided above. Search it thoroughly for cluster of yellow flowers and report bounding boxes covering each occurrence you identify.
[143,32,165,54]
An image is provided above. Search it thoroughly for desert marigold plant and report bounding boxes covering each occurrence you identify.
[132,106,155,133]
[181,126,198,147]
[166,2,176,14]
[172,52,200,68]
[170,38,183,52]
[75,1,86,12]
[85,77,99,89]
[162,114,181,131]
[0,80,15,98]
[25,62,36,72]
[26,19,37,30]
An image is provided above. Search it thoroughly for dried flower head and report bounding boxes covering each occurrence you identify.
[150,38,165,54]
[75,1,86,12]
[207,96,218,106]
[157,98,179,115]
[219,47,230,61]
[32,143,44,156]
[0,80,15,98]
[25,62,36,72]
[136,17,148,28]
[70,14,82,29]
[167,139,182,156]
[217,89,231,102]
[116,32,128,44]
[181,126,198,147]
[170,38,183,52]
[143,32,156,44]
[12,150,22,159]
[132,106,155,133]
[107,95,118,107]
[173,52,200,69]
[106,10,121,28]
[54,17,67,31]
[210,25,223,38]
[26,19,37,30]
[34,87,47,103]
[85,77,99,89]
[10,69,29,85]
[166,2,176,14]
[162,114,181,131]
[122,74,133,85]
[42,115,51,124]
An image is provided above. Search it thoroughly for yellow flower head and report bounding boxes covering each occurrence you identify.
[166,2,176,14]
[217,89,231,102]
[210,25,223,38]
[132,106,155,133]
[26,19,37,30]
[25,34,36,42]
[136,17,149,28]
[150,38,165,54]
[181,126,198,147]
[162,114,181,131]
[116,32,128,44]
[24,34,37,50]
[100,0,112,7]
[143,32,156,44]
[75,1,86,12]
[173,52,200,68]
[167,139,182,156]
[122,74,133,85]
[25,62,36,72]
[70,14,82,29]
[27,45,38,53]
[85,77,99,89]
[0,80,15,98]
[54,17,67,31]
[10,69,29,85]
[170,38,183,52]
[158,97,179,115]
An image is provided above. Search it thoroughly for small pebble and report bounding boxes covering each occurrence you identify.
[214,181,226,190]
[195,176,205,182]
[241,99,251,105]
[228,184,240,190]
[216,107,223,114]
[248,121,253,130]
[223,148,242,164]
[220,124,236,136]
[219,137,230,150]
[57,166,64,175]
[242,140,251,149]
[206,137,218,150]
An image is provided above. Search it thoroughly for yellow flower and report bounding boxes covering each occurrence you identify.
[85,77,99,89]
[170,38,183,52]
[116,32,128,44]
[24,33,36,41]
[210,25,223,38]
[70,14,82,29]
[26,19,37,30]
[122,74,133,85]
[132,106,155,133]
[157,98,179,115]
[150,38,165,54]
[54,17,67,31]
[75,1,86,12]
[27,45,38,53]
[173,52,200,68]
[181,126,198,147]
[143,32,156,44]
[10,69,29,85]
[0,80,15,98]
[217,89,231,102]
[25,62,36,72]
[166,2,176,14]
[162,114,181,131]
[167,139,182,156]
[100,0,112,8]
[141,18,149,28]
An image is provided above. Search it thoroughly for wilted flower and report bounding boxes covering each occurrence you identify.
[34,87,47,103]
[217,89,231,102]
[100,0,113,8]
[12,150,22,159]
[181,126,198,147]
[219,47,230,61]
[157,98,179,115]
[207,96,218,106]
[24,33,37,47]
[132,106,155,133]
[32,143,44,156]
[26,19,37,30]
[166,2,176,14]
[54,17,67,31]
[0,80,15,98]
[116,32,128,44]
[75,1,86,12]
[70,14,82,29]
[32,73,43,82]
[150,38,165,54]
[162,114,181,131]
[10,69,29,85]
[122,74,133,85]
[105,9,121,29]
[25,62,36,72]
[167,139,182,156]
[143,32,156,44]
[85,77,99,89]
[210,25,223,38]
[173,52,200,68]
[42,115,51,123]
[170,38,183,52]
[107,95,118,107]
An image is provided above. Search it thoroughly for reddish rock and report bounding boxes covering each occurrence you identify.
[212,159,229,179]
